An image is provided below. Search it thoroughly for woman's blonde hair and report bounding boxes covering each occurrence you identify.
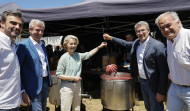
[63,35,79,51]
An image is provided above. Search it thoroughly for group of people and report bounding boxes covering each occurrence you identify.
[0,10,52,111]
[0,9,106,111]
[103,11,190,111]
[0,9,190,111]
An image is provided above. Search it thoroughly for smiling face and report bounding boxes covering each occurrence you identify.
[29,23,44,42]
[66,38,78,55]
[158,14,181,41]
[135,24,150,43]
[1,15,23,40]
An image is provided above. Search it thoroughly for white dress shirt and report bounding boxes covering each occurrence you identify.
[167,28,190,86]
[0,31,21,109]
[137,36,150,79]
[30,37,48,77]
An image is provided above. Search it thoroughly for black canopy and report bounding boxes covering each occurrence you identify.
[19,0,190,22]
[1,1,190,38]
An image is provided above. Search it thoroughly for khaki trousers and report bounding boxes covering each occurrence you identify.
[60,81,81,111]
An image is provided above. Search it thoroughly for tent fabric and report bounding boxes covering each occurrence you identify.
[19,0,190,22]
[1,0,190,38]
[15,36,63,47]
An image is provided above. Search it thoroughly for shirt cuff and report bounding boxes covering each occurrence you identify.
[21,90,25,94]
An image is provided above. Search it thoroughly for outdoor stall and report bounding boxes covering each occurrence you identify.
[1,0,190,110]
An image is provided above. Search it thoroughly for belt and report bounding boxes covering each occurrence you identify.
[140,78,147,81]
[43,76,48,81]
[175,83,190,87]
[179,85,190,87]
[68,81,77,83]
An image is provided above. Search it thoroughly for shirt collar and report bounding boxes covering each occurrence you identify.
[0,31,14,46]
[29,36,42,46]
[11,39,16,46]
[139,36,150,47]
[173,28,183,43]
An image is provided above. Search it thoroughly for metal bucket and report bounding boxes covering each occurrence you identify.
[101,72,135,110]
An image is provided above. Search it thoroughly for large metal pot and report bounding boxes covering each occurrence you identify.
[101,72,135,110]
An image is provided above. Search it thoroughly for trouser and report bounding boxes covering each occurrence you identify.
[29,78,48,111]
[139,78,164,111]
[60,81,81,111]
[0,107,19,111]
[166,83,190,111]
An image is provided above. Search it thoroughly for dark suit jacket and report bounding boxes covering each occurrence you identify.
[112,36,169,95]
[16,38,52,97]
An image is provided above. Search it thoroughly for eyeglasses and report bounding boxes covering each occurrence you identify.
[136,29,147,34]
[159,24,172,31]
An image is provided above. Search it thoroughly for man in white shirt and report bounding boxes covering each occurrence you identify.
[155,11,190,111]
[0,10,23,111]
[103,21,169,111]
[16,19,52,111]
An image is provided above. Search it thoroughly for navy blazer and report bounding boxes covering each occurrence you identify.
[112,36,169,95]
[16,38,52,97]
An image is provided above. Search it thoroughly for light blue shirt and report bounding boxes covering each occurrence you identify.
[56,52,90,78]
[167,28,190,85]
[30,37,48,77]
[137,36,150,79]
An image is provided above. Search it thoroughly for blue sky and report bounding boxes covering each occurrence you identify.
[0,0,84,9]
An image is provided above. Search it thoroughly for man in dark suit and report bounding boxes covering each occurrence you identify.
[16,19,52,111]
[103,21,169,111]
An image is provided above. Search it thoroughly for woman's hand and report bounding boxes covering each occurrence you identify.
[89,42,107,57]
[98,42,107,49]
[73,76,82,83]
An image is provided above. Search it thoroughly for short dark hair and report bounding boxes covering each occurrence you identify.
[1,10,24,23]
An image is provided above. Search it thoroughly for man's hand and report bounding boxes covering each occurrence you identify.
[156,93,165,102]
[103,33,113,41]
[48,87,50,92]
[168,73,171,79]
[22,92,30,105]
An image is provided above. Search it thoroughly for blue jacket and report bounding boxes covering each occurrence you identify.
[112,36,169,95]
[16,38,52,97]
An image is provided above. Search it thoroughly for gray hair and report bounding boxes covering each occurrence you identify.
[0,10,24,23]
[29,19,45,29]
[134,21,150,32]
[63,35,79,51]
[155,11,182,27]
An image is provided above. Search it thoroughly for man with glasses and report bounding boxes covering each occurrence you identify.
[103,21,169,111]
[155,11,190,111]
